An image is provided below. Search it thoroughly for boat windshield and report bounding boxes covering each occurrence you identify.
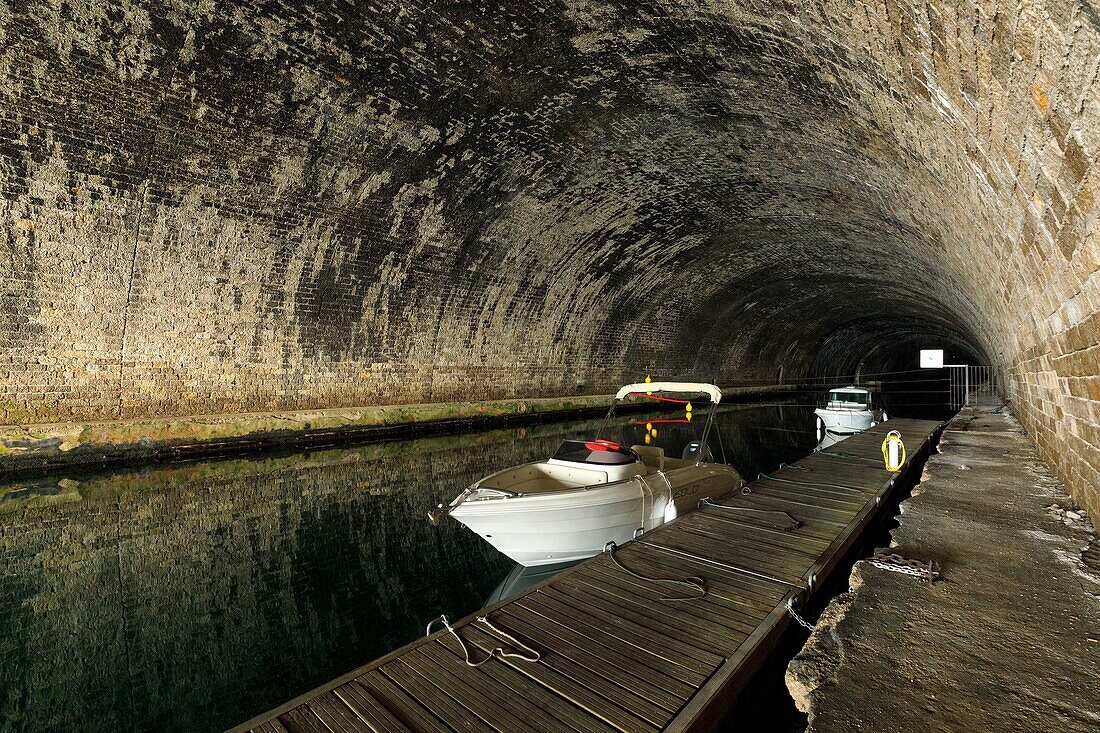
[828,390,871,407]
[552,440,638,465]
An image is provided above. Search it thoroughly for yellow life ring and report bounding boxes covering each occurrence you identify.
[881,430,906,471]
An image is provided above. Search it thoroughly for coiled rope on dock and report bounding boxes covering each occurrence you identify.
[810,449,884,465]
[426,614,541,667]
[698,498,801,531]
[755,472,865,494]
[604,541,707,601]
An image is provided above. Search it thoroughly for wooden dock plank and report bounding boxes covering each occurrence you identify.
[524,589,722,675]
[575,562,766,635]
[597,543,792,611]
[534,584,728,667]
[591,541,790,602]
[229,418,943,733]
[685,513,836,556]
[309,692,377,733]
[282,707,340,733]
[494,603,696,704]
[250,721,290,733]
[681,509,838,557]
[410,648,590,733]
[458,624,662,733]
[673,517,825,565]
[429,638,620,733]
[724,492,853,525]
[355,675,455,733]
[331,684,415,733]
[549,574,745,655]
[696,503,838,543]
[399,650,547,733]
[640,531,809,587]
[378,660,495,733]
[746,481,870,507]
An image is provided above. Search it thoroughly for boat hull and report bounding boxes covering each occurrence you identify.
[815,407,882,435]
[450,463,741,567]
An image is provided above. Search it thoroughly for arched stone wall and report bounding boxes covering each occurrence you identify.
[1,1,1097,510]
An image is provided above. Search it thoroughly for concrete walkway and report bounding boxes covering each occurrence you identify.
[786,406,1100,732]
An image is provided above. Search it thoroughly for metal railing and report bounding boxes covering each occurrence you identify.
[948,365,1000,409]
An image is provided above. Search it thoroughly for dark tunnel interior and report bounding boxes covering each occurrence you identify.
[0,0,1096,550]
[0,2,1098,733]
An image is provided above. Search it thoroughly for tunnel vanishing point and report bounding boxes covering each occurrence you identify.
[0,1,1098,518]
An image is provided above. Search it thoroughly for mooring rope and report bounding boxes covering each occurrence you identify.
[605,541,707,601]
[756,472,864,494]
[426,614,541,667]
[809,450,883,465]
[699,497,801,530]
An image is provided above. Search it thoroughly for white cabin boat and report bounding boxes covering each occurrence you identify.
[814,385,887,439]
[430,382,744,567]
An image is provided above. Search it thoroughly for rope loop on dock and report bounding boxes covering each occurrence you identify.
[698,498,801,531]
[426,614,541,667]
[811,450,883,465]
[604,542,707,601]
[756,472,864,494]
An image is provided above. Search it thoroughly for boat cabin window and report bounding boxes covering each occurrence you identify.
[552,440,639,465]
[828,390,871,407]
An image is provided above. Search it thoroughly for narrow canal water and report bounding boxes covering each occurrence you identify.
[0,401,818,733]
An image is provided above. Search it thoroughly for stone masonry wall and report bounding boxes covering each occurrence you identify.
[0,2,1097,511]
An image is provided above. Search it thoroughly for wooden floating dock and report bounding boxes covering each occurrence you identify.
[231,418,943,733]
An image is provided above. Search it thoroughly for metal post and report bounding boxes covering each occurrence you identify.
[942,364,968,411]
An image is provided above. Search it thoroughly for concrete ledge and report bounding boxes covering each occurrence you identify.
[0,385,803,474]
[785,406,1100,731]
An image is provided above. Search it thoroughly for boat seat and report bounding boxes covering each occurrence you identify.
[631,444,665,472]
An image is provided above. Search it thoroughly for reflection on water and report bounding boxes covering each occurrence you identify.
[483,560,580,607]
[0,402,816,733]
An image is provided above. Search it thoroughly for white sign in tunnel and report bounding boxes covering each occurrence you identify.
[920,349,945,368]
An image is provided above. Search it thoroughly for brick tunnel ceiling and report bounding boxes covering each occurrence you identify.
[1,1,1097,422]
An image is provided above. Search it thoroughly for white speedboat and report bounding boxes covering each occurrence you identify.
[814,385,887,439]
[429,382,744,567]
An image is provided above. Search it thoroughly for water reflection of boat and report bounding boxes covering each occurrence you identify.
[815,431,845,450]
[430,382,744,567]
[814,385,887,439]
[483,560,579,606]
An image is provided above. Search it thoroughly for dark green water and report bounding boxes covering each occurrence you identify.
[0,402,816,733]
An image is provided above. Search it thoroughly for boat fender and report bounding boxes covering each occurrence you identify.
[881,430,906,471]
[656,470,678,522]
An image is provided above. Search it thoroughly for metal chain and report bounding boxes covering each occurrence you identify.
[786,599,817,631]
[865,554,940,583]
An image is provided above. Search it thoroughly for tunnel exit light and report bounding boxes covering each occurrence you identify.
[920,349,945,368]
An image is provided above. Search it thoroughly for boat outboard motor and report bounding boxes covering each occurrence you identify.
[682,440,714,463]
